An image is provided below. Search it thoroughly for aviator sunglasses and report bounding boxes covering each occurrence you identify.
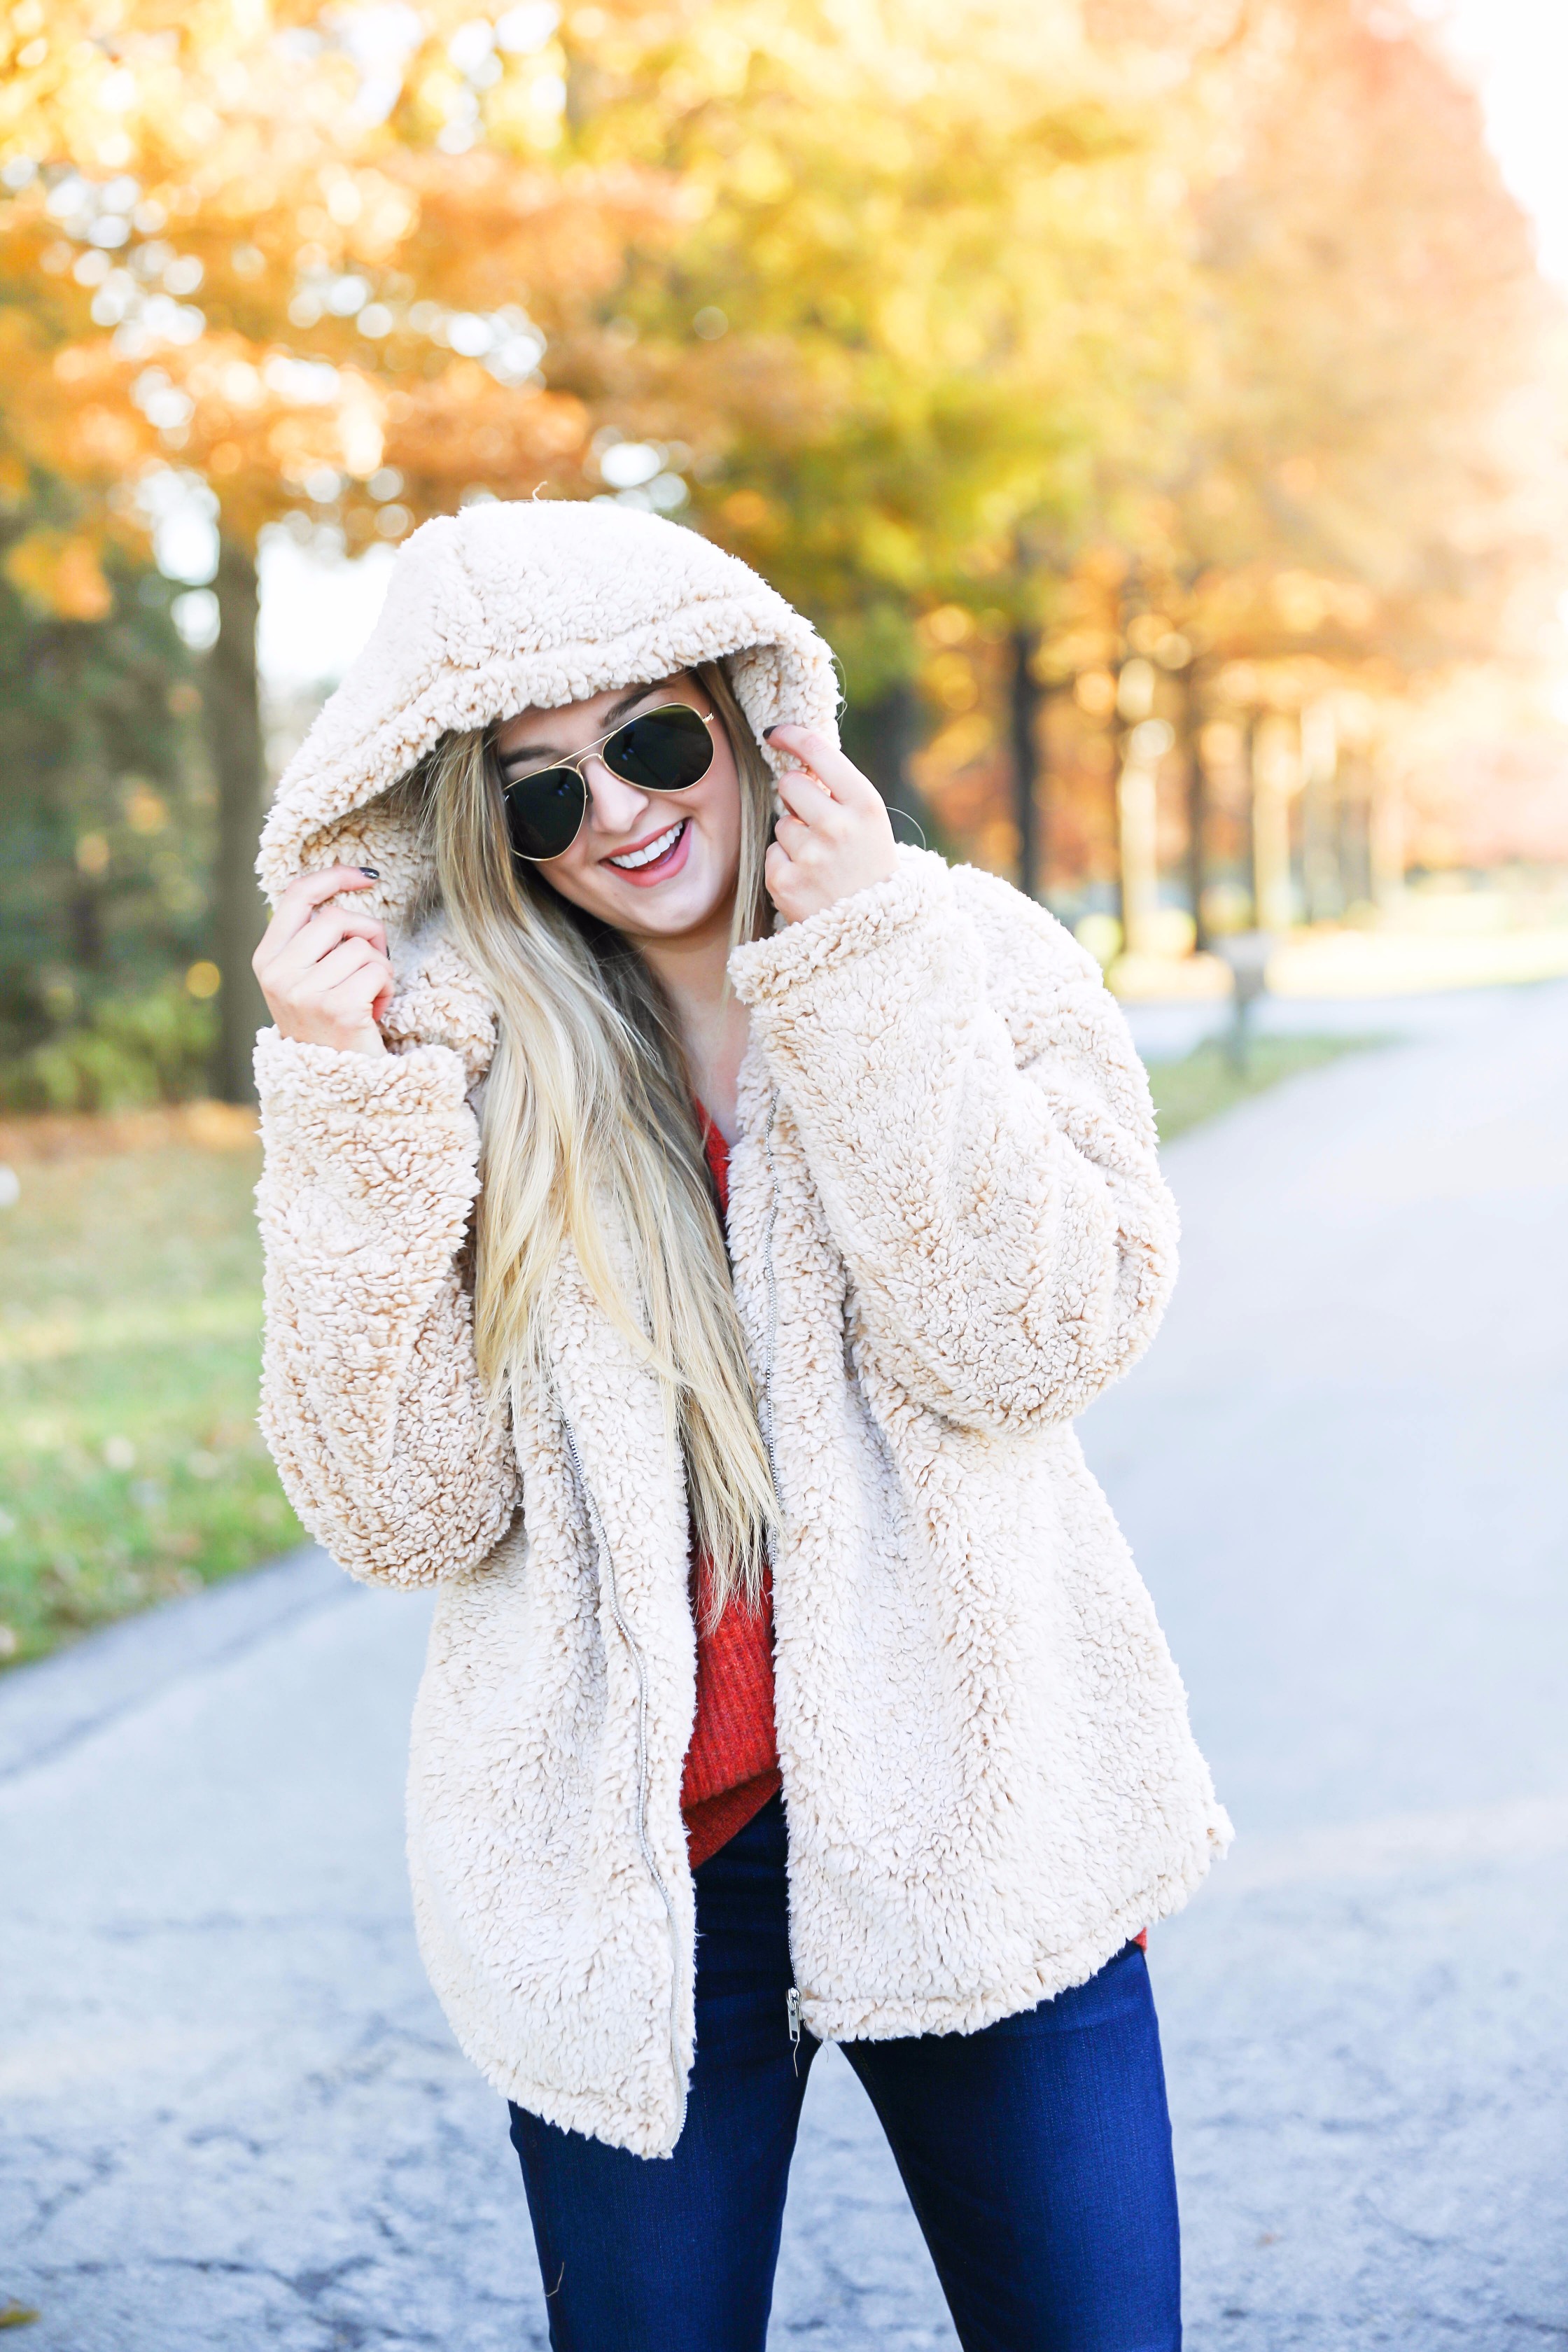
[497,701,717,864]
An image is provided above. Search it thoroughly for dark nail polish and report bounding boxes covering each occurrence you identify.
[762,724,778,740]
[360,867,380,878]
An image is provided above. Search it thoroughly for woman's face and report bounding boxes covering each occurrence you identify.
[491,672,743,946]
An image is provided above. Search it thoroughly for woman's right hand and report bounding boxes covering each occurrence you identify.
[253,867,395,1058]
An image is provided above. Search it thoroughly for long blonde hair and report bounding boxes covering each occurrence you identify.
[414,661,778,1611]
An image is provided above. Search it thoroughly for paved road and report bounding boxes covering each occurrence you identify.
[4,980,1565,2350]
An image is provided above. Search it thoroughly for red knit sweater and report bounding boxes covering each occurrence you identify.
[681,1113,782,1869]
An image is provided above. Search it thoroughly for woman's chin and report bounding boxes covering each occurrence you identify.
[596,850,732,938]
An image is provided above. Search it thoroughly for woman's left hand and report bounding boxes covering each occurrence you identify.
[764,725,899,926]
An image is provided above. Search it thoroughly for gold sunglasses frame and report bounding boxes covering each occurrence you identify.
[497,704,717,862]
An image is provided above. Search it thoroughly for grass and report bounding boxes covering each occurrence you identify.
[0,1106,302,1671]
[1145,1031,1380,1141]
[0,1031,1378,1674]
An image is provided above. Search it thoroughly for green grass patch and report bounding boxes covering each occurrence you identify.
[1147,1031,1383,1142]
[0,1110,302,1670]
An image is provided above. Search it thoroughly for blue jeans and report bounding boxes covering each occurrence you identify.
[510,1797,1181,2351]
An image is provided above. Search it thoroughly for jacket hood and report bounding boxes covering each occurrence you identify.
[256,497,843,924]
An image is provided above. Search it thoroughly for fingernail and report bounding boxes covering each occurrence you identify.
[359,867,380,878]
[762,725,778,740]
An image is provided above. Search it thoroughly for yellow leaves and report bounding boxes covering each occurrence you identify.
[4,527,113,620]
[721,489,772,530]
[320,170,363,228]
[691,20,753,97]
[184,354,264,410]
[927,650,979,711]
[76,402,144,468]
[1074,667,1118,714]
[922,604,974,645]
[728,140,791,204]
[1270,570,1378,638]
[120,782,167,836]
[855,511,923,588]
[354,176,420,259]
[337,377,384,480]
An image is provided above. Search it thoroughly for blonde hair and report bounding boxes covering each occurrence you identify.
[415,661,778,1612]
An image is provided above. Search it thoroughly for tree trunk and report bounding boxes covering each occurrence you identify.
[1116,752,1160,955]
[1339,760,1372,907]
[1179,668,1208,951]
[1251,713,1299,934]
[1369,764,1406,913]
[1300,699,1342,923]
[206,537,270,1105]
[1009,629,1042,899]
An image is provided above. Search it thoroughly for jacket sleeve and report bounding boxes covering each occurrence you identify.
[729,854,1177,1434]
[253,1028,522,1586]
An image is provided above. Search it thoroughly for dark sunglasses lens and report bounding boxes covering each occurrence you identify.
[603,706,714,793]
[504,767,587,862]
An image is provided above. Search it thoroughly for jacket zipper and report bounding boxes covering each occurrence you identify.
[559,1405,689,2145]
[760,1088,806,2077]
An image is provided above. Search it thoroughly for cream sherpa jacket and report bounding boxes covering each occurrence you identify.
[254,499,1230,2157]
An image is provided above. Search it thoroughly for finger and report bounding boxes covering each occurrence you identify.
[272,909,389,975]
[774,764,844,827]
[764,726,877,808]
[259,866,379,966]
[319,964,393,1021]
[298,940,393,1003]
[265,917,390,1003]
[773,811,811,853]
[297,909,390,961]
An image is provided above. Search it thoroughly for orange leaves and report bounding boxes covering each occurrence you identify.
[73,403,145,470]
[3,528,113,620]
[391,147,677,318]
[382,367,589,502]
[0,2,683,552]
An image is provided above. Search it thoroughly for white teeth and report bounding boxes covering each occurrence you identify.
[608,820,685,871]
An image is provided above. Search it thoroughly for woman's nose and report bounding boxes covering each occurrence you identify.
[582,755,650,836]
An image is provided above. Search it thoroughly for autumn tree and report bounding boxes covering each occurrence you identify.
[533,0,1198,834]
[0,0,675,1096]
[1119,0,1561,941]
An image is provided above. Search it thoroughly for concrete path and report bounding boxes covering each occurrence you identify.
[3,979,1565,2350]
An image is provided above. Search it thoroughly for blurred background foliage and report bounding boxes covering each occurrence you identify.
[0,0,1564,1104]
[0,487,216,1106]
[1,0,1566,1662]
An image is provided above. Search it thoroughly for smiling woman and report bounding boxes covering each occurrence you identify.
[246,496,1225,2352]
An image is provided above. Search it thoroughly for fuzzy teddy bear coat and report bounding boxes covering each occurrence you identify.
[253,498,1230,2158]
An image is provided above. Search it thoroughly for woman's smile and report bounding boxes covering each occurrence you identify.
[603,816,691,882]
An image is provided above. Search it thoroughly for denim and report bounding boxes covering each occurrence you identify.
[510,1798,1181,2352]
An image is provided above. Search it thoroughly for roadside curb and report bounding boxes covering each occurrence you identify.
[0,1544,349,1784]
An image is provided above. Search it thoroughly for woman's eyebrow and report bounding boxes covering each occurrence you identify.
[496,684,673,770]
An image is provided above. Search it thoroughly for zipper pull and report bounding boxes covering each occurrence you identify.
[786,1987,802,2050]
